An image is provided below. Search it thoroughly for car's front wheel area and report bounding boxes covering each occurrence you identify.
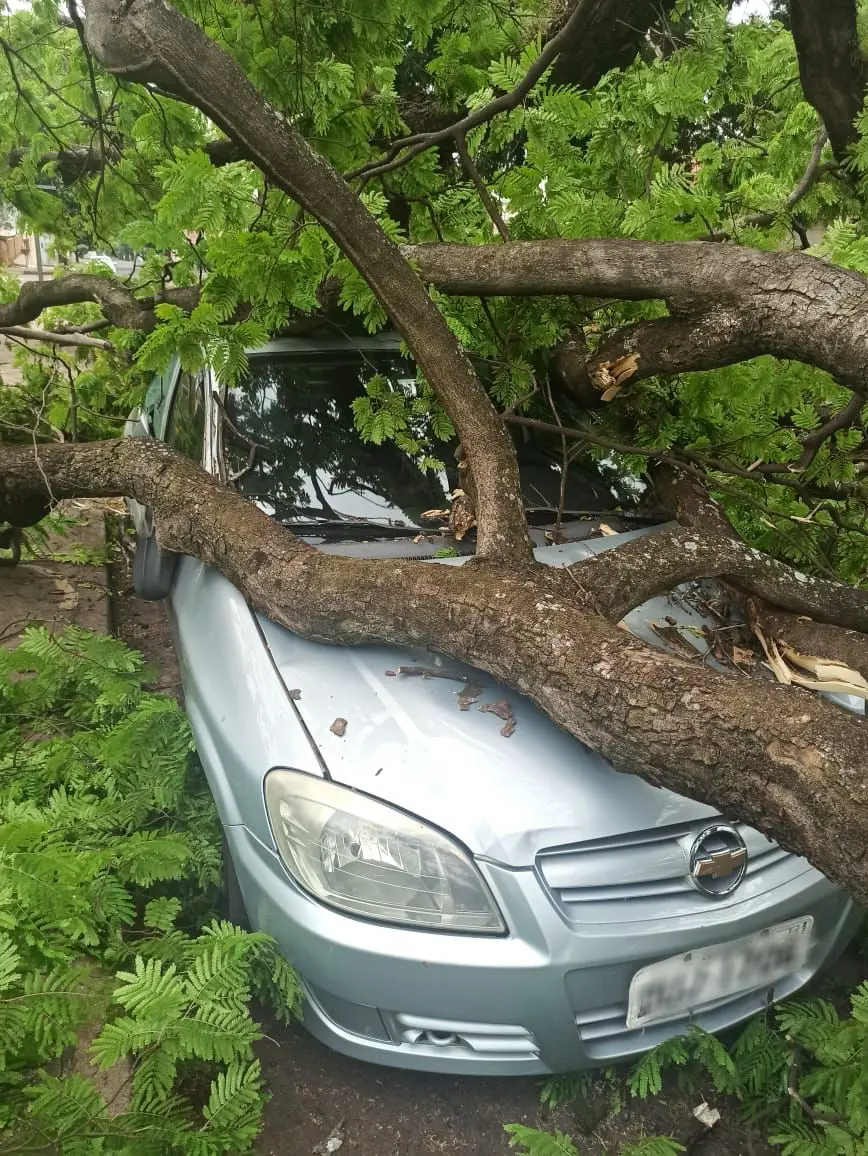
[221,830,251,929]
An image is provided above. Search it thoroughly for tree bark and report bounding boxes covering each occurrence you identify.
[547,0,676,87]
[2,436,868,904]
[789,0,867,162]
[406,239,868,388]
[572,524,868,631]
[744,598,868,684]
[81,0,531,564]
[0,274,199,332]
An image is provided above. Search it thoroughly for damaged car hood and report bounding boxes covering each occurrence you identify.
[256,531,725,865]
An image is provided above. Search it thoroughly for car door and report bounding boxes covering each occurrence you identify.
[125,360,179,537]
[131,366,209,600]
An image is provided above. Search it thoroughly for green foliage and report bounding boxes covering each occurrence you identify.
[619,994,868,1146]
[505,1122,580,1155]
[1,0,866,584]
[505,1122,685,1156]
[351,367,451,468]
[523,979,868,1156]
[623,997,868,1154]
[621,1141,685,1156]
[627,1026,738,1100]
[0,626,300,1153]
[623,999,868,1152]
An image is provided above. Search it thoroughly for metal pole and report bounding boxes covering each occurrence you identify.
[34,233,44,281]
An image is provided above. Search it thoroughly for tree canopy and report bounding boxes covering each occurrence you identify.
[1,0,868,901]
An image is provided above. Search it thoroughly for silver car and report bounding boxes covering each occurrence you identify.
[126,335,862,1076]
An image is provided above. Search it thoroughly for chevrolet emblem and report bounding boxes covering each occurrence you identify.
[692,847,747,879]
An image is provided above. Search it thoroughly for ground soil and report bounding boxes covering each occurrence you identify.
[0,503,112,645]
[4,512,859,1156]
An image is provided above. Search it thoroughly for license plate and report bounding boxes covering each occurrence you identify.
[626,916,814,1030]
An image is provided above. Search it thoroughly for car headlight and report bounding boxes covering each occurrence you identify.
[264,770,505,934]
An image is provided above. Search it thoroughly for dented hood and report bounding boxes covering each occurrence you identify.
[256,531,724,865]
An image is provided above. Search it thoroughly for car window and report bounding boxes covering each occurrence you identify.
[142,361,177,438]
[165,371,207,463]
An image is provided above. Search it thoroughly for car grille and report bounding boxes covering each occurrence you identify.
[536,820,811,924]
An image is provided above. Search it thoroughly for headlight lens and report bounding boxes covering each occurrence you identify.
[264,770,505,933]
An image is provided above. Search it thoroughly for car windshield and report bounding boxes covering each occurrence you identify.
[222,346,642,537]
[222,348,448,528]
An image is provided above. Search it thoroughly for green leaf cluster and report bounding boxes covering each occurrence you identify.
[0,626,300,1153]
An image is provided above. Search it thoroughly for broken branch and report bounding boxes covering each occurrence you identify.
[0,325,113,350]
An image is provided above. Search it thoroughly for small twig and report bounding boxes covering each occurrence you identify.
[504,413,868,502]
[213,393,264,482]
[384,665,470,682]
[561,562,605,616]
[454,131,510,241]
[67,0,111,234]
[542,374,569,543]
[53,319,112,334]
[227,439,257,483]
[752,129,831,223]
[784,1037,860,1138]
[705,129,833,241]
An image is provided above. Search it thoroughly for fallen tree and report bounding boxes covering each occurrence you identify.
[1,0,867,902]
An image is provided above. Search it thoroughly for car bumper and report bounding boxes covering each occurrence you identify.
[228,824,861,1075]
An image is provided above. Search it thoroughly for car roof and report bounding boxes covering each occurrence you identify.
[246,334,403,357]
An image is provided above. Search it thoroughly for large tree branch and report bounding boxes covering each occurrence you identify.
[406,239,868,389]
[2,435,868,905]
[14,235,868,435]
[553,312,752,396]
[0,272,348,339]
[745,598,868,685]
[789,0,867,162]
[0,273,200,332]
[82,0,531,562]
[572,523,868,630]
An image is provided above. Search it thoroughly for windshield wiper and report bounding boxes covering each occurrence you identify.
[282,518,425,539]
